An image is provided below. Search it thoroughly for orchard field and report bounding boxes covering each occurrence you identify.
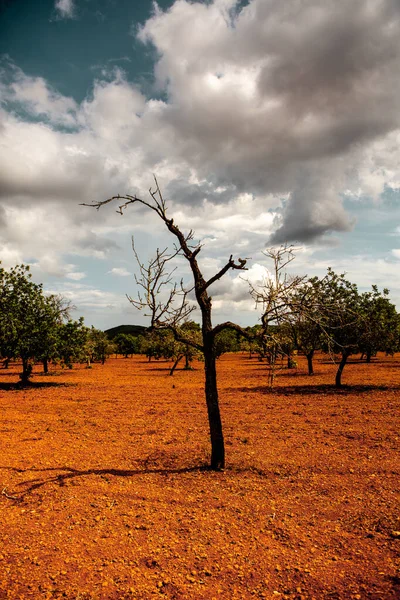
[0,353,399,599]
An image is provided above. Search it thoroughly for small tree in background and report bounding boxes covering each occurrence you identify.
[249,246,306,386]
[358,286,399,362]
[37,295,74,374]
[166,321,203,375]
[214,328,242,358]
[0,264,67,384]
[57,318,89,368]
[114,333,141,358]
[85,327,115,365]
[307,270,364,387]
[288,284,325,376]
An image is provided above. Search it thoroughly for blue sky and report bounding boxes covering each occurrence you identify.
[1,0,400,330]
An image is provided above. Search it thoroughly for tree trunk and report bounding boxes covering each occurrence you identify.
[306,350,314,375]
[184,352,190,369]
[366,350,372,363]
[169,354,183,376]
[335,350,350,387]
[42,358,48,374]
[20,358,32,385]
[3,358,10,369]
[203,341,225,470]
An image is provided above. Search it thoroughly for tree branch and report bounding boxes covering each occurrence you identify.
[201,256,248,293]
[211,321,253,340]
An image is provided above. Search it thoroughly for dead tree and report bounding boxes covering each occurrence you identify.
[249,245,306,386]
[82,179,248,470]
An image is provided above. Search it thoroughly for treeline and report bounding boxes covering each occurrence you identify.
[111,324,242,375]
[0,264,114,383]
[248,267,400,387]
[1,263,399,387]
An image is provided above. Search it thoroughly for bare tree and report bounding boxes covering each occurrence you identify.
[82,179,248,470]
[249,245,307,386]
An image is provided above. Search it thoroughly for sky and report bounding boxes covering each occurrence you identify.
[1,0,400,331]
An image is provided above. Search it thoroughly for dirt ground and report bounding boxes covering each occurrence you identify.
[0,352,399,600]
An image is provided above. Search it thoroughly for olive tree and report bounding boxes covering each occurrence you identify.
[83,180,248,470]
[0,264,67,383]
[57,318,89,368]
[358,286,399,361]
[307,270,363,387]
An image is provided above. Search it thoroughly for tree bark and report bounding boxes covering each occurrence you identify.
[335,349,350,387]
[169,354,183,376]
[184,352,190,369]
[42,358,48,374]
[366,350,372,363]
[306,350,314,375]
[20,358,32,385]
[204,341,224,470]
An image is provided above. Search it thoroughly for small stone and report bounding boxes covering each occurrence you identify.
[390,531,400,539]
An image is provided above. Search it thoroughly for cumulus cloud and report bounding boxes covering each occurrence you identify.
[0,60,78,127]
[138,0,400,241]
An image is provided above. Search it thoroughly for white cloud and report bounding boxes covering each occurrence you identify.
[54,0,75,19]
[4,68,78,127]
[66,271,86,281]
[137,0,400,242]
[109,267,131,277]
[391,249,400,259]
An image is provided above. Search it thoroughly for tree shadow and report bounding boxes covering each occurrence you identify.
[0,463,211,501]
[0,371,22,377]
[237,383,400,396]
[272,371,314,378]
[0,381,74,390]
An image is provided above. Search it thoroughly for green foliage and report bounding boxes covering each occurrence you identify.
[307,269,363,355]
[104,324,147,339]
[114,333,142,357]
[56,318,89,368]
[304,269,399,385]
[358,286,400,359]
[139,322,203,373]
[0,264,67,382]
[214,328,241,357]
[85,327,116,364]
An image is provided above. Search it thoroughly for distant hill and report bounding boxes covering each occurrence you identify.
[104,324,147,339]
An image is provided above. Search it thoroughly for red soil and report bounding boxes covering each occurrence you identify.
[0,353,399,599]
